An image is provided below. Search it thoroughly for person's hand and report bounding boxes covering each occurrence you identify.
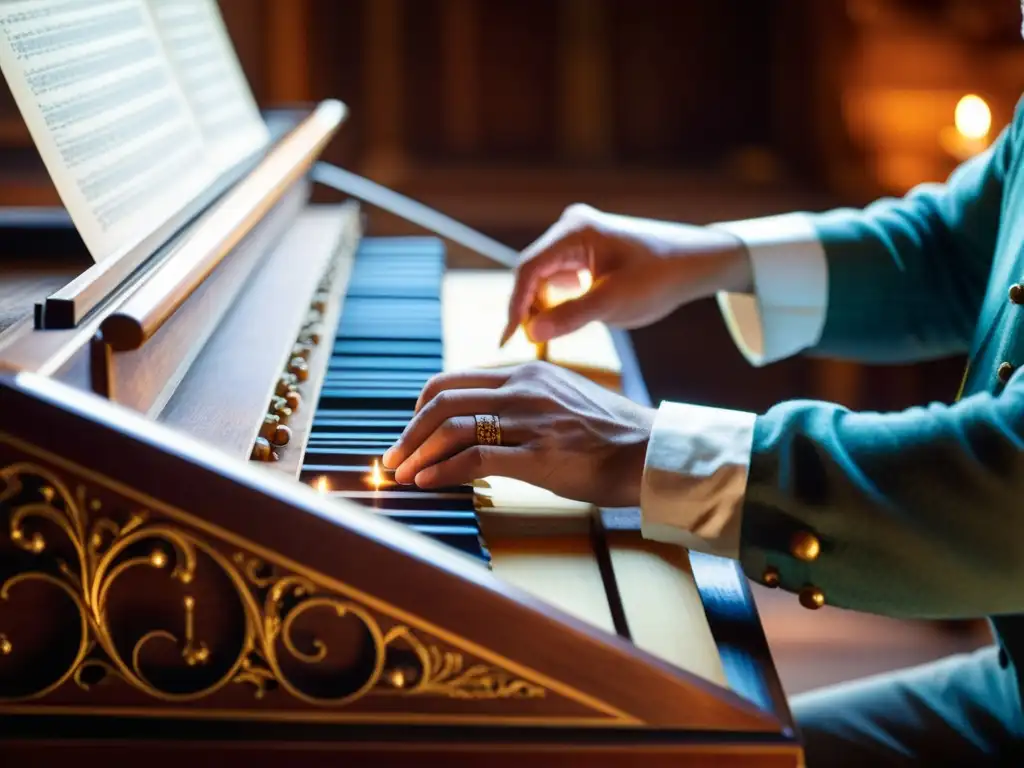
[380,362,656,508]
[501,203,753,345]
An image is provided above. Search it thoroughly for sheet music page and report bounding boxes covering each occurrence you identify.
[0,0,217,262]
[146,0,269,171]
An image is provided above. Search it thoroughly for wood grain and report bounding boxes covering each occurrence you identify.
[43,144,273,329]
[1,371,786,734]
[101,101,346,351]
[1,740,802,768]
[108,183,308,416]
[0,112,314,378]
[0,258,85,336]
[159,204,357,461]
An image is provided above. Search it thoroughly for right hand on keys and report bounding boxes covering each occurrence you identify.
[500,204,754,346]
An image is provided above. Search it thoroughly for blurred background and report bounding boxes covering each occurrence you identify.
[0,0,1014,696]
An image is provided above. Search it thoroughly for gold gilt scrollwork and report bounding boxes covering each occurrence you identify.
[0,462,545,707]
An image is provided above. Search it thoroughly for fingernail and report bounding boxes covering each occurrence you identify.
[498,325,515,348]
[414,469,434,487]
[382,447,396,468]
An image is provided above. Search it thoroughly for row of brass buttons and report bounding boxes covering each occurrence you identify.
[762,531,826,609]
[761,282,1023,611]
[1000,282,1024,385]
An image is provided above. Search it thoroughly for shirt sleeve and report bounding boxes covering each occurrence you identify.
[640,400,755,560]
[710,213,829,367]
[637,214,827,556]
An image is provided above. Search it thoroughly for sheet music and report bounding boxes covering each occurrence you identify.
[147,0,269,170]
[0,0,217,262]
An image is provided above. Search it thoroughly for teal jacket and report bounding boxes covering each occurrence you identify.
[741,101,1024,674]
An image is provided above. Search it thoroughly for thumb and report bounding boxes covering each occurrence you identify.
[525,282,613,342]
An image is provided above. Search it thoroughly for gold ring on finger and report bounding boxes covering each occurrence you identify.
[474,414,502,446]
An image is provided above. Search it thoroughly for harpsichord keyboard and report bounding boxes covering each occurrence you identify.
[298,237,491,565]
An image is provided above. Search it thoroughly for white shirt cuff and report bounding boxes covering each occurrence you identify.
[640,401,755,561]
[710,213,828,367]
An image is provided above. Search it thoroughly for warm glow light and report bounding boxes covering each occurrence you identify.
[370,459,384,491]
[314,476,330,494]
[955,94,991,141]
[541,268,596,307]
[576,268,594,293]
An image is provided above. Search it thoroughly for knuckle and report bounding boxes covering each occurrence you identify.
[465,446,486,471]
[563,202,595,222]
[515,253,543,278]
[439,417,464,439]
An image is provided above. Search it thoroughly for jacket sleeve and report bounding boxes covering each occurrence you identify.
[740,367,1024,619]
[807,116,1018,363]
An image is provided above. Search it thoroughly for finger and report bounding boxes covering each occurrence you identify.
[415,446,534,489]
[383,389,508,469]
[525,279,615,342]
[394,415,527,484]
[413,369,514,413]
[542,270,584,299]
[502,238,590,345]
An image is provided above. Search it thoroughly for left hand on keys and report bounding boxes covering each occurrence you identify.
[381,362,656,507]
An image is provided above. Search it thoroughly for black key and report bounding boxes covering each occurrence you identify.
[310,418,408,431]
[376,510,480,526]
[306,431,404,442]
[327,356,441,372]
[332,491,475,511]
[303,447,383,460]
[319,387,424,400]
[333,339,443,357]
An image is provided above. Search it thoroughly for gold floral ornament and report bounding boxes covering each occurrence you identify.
[0,462,544,708]
[0,462,545,709]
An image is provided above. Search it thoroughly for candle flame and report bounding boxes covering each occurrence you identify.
[314,476,330,494]
[370,459,384,490]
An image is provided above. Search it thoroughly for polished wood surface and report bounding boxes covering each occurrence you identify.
[102,184,308,415]
[101,101,346,352]
[41,145,269,330]
[160,203,358,461]
[0,742,803,768]
[0,370,786,736]
[0,257,85,337]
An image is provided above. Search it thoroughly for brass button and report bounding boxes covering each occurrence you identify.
[762,566,780,588]
[1010,284,1024,305]
[998,362,1015,384]
[791,531,821,562]
[799,586,826,610]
